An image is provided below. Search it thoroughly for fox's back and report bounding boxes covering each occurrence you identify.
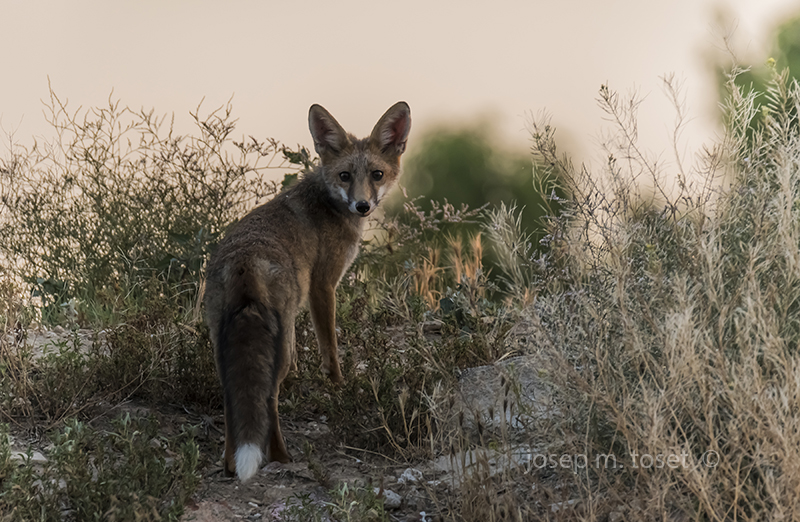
[205,170,362,309]
[213,169,364,258]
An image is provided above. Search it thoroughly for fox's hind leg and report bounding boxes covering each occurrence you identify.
[266,309,295,463]
[266,393,290,463]
[223,402,237,476]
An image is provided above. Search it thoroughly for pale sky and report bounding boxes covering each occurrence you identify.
[1,0,798,170]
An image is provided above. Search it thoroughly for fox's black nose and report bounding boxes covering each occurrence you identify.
[355,201,371,215]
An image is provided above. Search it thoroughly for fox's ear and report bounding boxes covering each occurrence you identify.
[370,102,411,157]
[309,104,348,157]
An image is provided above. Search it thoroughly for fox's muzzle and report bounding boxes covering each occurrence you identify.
[354,200,371,215]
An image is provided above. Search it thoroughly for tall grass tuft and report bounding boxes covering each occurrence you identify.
[446,69,800,520]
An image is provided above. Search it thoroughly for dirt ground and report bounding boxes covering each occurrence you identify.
[11,327,458,521]
[8,403,448,522]
[181,414,449,522]
[12,322,548,521]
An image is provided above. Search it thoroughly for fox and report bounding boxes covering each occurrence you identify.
[204,102,411,481]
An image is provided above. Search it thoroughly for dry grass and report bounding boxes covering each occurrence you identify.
[415,69,800,520]
[2,67,799,520]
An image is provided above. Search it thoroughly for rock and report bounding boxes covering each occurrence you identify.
[550,499,579,512]
[375,488,402,510]
[10,449,47,465]
[432,445,536,485]
[444,355,555,440]
[397,468,423,484]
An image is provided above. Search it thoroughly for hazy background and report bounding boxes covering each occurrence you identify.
[1,0,798,168]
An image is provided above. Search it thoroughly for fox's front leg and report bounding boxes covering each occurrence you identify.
[309,283,343,384]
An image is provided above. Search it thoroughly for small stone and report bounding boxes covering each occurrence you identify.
[375,488,402,510]
[609,510,624,522]
[10,449,47,465]
[550,499,578,512]
[397,468,423,484]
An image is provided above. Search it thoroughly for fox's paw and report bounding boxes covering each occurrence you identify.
[222,447,236,477]
[268,448,293,464]
[326,369,344,386]
[321,362,344,385]
[268,434,292,464]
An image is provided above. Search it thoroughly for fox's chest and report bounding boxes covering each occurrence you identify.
[342,242,360,275]
[338,220,364,278]
[310,216,363,287]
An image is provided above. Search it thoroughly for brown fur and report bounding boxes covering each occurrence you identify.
[204,102,411,480]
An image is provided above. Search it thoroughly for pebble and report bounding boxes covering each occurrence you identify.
[398,467,423,484]
[375,488,402,510]
[10,449,47,465]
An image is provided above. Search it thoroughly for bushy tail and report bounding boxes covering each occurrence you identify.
[215,266,284,482]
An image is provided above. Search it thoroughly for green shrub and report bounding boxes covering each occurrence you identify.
[0,89,306,323]
[0,415,199,522]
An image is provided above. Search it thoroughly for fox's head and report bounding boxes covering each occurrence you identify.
[308,102,411,217]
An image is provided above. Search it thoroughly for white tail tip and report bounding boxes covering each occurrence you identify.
[235,443,263,482]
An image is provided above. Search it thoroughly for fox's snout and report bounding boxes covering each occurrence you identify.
[340,178,383,216]
[339,188,377,216]
[334,172,387,217]
[354,200,371,216]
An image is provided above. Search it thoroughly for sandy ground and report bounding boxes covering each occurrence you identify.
[8,323,549,521]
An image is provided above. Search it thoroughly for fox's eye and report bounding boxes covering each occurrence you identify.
[339,172,351,182]
[371,170,384,181]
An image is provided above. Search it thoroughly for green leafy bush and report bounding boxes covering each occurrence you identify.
[0,415,199,522]
[0,89,305,323]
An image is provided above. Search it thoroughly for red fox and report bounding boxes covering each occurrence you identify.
[204,102,411,481]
